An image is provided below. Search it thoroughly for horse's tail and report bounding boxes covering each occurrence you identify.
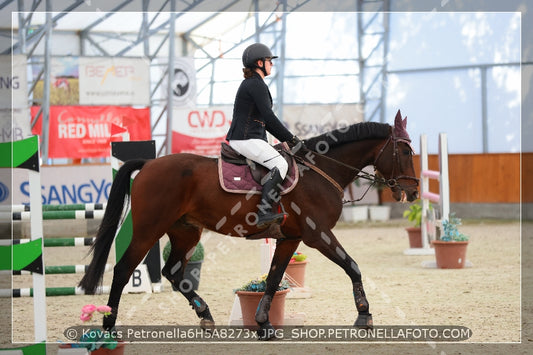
[79,159,147,294]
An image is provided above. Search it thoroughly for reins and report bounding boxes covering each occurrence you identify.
[290,135,419,204]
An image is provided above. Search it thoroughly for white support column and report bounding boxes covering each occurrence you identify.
[439,133,450,221]
[28,166,47,342]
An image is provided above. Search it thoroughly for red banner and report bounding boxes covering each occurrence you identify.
[31,106,151,159]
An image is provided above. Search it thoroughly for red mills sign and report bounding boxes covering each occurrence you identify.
[31,106,151,159]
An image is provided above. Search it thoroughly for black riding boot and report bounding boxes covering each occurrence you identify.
[256,167,287,229]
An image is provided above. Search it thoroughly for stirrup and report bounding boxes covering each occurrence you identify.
[256,212,286,229]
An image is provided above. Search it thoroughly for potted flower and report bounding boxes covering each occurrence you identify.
[431,213,470,269]
[234,274,290,328]
[60,304,124,354]
[284,252,308,287]
[163,241,204,291]
[403,200,424,248]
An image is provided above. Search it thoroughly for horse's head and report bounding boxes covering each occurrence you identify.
[373,110,419,202]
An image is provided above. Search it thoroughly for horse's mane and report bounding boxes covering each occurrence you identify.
[305,122,391,151]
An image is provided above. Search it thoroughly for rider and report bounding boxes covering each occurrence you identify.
[226,43,303,229]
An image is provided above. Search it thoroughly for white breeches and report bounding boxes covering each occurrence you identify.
[228,139,288,179]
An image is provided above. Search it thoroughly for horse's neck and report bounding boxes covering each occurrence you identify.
[319,138,385,188]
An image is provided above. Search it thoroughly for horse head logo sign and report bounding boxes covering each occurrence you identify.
[172,58,196,106]
[173,69,189,97]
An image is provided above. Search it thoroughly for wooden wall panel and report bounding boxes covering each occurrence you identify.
[380,153,527,203]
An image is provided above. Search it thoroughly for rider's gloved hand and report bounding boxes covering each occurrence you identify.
[288,136,306,155]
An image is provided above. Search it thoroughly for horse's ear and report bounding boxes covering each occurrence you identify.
[393,110,410,141]
[395,109,402,121]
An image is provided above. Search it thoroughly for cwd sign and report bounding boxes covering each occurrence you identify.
[172,106,232,156]
[187,110,229,129]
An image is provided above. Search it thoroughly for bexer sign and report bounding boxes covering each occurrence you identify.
[84,64,135,84]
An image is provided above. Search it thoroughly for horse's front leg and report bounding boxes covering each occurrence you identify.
[256,238,301,340]
[304,229,373,328]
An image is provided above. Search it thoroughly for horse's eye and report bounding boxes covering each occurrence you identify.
[403,149,411,156]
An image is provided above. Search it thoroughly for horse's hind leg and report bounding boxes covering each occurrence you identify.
[161,222,215,331]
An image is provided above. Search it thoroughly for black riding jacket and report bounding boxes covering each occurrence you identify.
[226,72,293,142]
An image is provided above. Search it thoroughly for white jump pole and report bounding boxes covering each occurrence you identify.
[405,133,449,256]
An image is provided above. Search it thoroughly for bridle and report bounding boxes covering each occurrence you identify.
[371,135,420,189]
[293,134,420,204]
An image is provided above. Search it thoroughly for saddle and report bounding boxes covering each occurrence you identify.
[218,142,299,195]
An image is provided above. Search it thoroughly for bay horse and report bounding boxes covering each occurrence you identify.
[79,110,419,339]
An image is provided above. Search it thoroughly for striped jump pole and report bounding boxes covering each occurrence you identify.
[2,286,111,298]
[8,264,112,275]
[2,203,106,213]
[44,237,94,247]
[6,210,105,221]
[7,237,95,247]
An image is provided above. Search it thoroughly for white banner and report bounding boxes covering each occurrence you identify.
[282,104,363,139]
[0,54,28,109]
[3,164,112,206]
[79,57,150,105]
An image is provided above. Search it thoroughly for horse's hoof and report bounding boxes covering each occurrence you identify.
[354,313,373,329]
[257,322,278,341]
[200,318,215,332]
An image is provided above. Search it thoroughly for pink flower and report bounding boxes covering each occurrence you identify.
[80,304,112,323]
[81,304,97,314]
[80,312,92,322]
[96,305,112,315]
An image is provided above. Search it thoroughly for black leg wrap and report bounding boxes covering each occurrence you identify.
[190,296,215,331]
[353,282,373,329]
[255,294,272,324]
[353,282,369,312]
[190,296,207,313]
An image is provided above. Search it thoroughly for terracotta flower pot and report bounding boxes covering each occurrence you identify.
[405,227,422,248]
[432,240,469,269]
[284,260,308,287]
[59,342,125,355]
[236,289,290,328]
[90,342,125,355]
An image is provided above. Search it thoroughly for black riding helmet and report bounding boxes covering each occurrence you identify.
[242,43,278,75]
